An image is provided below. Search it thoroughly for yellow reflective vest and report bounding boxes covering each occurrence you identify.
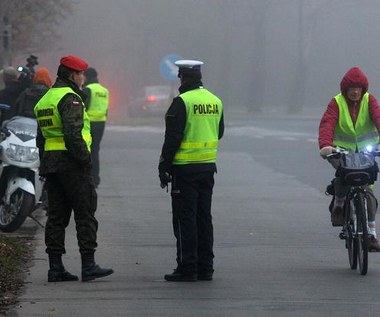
[86,83,109,122]
[173,88,223,165]
[333,92,379,152]
[34,87,92,151]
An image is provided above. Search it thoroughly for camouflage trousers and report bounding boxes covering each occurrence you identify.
[45,172,98,255]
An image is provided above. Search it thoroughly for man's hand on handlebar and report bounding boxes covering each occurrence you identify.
[320,146,336,159]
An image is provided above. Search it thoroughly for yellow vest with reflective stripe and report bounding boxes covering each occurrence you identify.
[34,87,92,151]
[86,83,109,122]
[173,88,223,165]
[333,92,379,151]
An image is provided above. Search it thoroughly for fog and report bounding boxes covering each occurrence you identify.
[29,0,380,120]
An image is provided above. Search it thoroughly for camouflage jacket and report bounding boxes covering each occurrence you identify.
[36,78,92,175]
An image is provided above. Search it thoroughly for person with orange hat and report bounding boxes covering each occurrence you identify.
[34,55,114,282]
[14,67,53,118]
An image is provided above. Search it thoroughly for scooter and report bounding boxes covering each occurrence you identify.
[0,109,45,232]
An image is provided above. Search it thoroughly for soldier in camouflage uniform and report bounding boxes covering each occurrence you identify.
[34,55,113,282]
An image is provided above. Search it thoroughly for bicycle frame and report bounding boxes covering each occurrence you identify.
[346,187,368,231]
[344,186,369,275]
[327,146,379,275]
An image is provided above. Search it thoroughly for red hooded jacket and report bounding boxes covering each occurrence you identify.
[318,67,380,149]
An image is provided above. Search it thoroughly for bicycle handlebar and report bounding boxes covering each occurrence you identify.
[327,147,380,159]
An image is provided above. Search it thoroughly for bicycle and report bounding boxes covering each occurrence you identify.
[327,146,379,275]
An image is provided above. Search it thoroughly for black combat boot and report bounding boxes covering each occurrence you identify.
[81,253,114,282]
[48,254,79,282]
[164,269,197,282]
[197,269,214,281]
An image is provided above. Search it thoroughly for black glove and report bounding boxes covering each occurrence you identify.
[159,172,171,188]
[158,155,172,188]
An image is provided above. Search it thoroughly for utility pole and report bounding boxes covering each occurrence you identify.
[2,15,12,67]
[0,18,3,68]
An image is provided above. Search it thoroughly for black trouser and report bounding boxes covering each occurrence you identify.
[171,172,215,274]
[90,121,106,186]
[45,172,98,255]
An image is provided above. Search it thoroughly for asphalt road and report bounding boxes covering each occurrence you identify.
[9,111,380,317]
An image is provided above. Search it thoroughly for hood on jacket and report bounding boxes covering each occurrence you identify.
[2,66,19,83]
[340,67,368,97]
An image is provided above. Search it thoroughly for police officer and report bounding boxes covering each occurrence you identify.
[34,55,114,282]
[159,60,224,281]
[83,67,109,187]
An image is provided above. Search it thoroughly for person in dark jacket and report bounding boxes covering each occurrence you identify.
[83,67,109,187]
[0,66,25,121]
[14,67,52,118]
[159,60,224,282]
[34,55,114,282]
[319,66,380,251]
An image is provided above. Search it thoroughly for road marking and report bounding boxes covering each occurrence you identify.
[280,136,298,141]
[106,125,318,143]
[107,126,163,133]
[227,126,315,140]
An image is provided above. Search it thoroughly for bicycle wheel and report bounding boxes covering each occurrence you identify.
[356,192,368,275]
[345,200,357,270]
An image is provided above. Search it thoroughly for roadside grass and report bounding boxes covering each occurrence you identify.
[0,235,31,314]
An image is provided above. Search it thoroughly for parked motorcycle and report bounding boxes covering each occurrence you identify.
[0,113,45,232]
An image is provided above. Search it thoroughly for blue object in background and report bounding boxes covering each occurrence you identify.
[160,54,183,81]
[0,104,10,111]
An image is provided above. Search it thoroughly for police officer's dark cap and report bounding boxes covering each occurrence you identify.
[85,67,98,79]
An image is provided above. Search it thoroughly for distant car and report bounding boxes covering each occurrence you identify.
[127,85,175,116]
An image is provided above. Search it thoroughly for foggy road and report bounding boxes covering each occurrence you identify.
[12,112,380,317]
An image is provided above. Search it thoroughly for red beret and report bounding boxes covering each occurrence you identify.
[60,55,88,71]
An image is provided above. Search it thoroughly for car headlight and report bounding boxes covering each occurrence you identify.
[5,143,39,163]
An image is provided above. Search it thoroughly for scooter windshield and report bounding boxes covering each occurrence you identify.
[5,116,37,142]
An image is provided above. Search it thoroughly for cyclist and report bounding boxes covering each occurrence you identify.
[319,66,380,252]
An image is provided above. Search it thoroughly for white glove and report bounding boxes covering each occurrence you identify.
[319,146,335,159]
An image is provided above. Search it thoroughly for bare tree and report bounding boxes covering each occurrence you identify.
[249,1,270,113]
[0,0,74,66]
[288,0,379,113]
[288,0,315,113]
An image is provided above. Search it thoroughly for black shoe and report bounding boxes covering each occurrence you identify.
[48,269,79,282]
[164,269,197,282]
[331,206,345,227]
[82,264,114,282]
[198,271,213,281]
[368,236,380,252]
[339,228,347,240]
